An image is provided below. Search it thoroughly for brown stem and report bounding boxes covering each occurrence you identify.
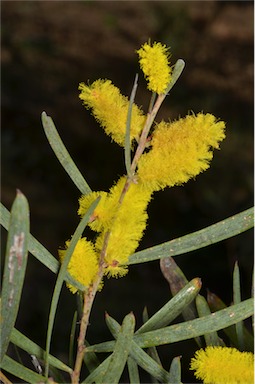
[130,93,166,174]
[0,372,12,384]
[71,270,104,384]
[111,94,167,223]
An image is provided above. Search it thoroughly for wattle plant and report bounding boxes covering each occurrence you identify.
[1,41,253,384]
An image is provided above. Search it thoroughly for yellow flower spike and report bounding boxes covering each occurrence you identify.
[137,41,172,94]
[79,79,146,146]
[190,346,254,384]
[137,113,226,191]
[59,238,99,294]
[95,177,152,277]
[78,191,117,232]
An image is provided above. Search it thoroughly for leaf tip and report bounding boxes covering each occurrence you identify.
[195,277,202,289]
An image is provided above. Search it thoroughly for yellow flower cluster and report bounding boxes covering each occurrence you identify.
[75,109,225,285]
[59,238,99,294]
[60,40,226,293]
[137,41,172,94]
[79,80,145,146]
[79,176,152,278]
[137,113,226,191]
[190,346,254,384]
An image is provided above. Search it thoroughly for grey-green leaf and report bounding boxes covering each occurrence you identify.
[10,328,72,373]
[207,290,253,351]
[195,295,222,346]
[87,298,253,353]
[1,203,86,291]
[106,314,171,383]
[233,261,245,350]
[82,355,111,383]
[1,355,44,384]
[165,59,185,94]
[1,191,29,362]
[127,356,140,384]
[133,298,254,349]
[125,74,138,177]
[129,208,254,265]
[84,340,100,374]
[41,111,91,195]
[160,257,202,347]
[169,356,182,384]
[136,278,201,334]
[44,196,100,377]
[102,313,135,384]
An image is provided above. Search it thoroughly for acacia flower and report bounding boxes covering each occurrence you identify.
[190,346,254,384]
[137,41,172,94]
[79,177,151,278]
[78,191,116,232]
[78,177,152,278]
[79,79,145,146]
[137,113,226,191]
[59,238,99,294]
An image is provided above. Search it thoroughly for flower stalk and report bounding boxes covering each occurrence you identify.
[71,268,104,384]
[61,40,226,383]
[71,103,157,380]
[130,92,165,175]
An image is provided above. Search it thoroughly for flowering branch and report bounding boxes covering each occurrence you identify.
[61,40,226,383]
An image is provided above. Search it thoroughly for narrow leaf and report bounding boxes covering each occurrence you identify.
[130,343,170,383]
[1,191,29,362]
[136,278,201,334]
[10,328,72,373]
[69,311,77,368]
[195,295,222,346]
[1,201,58,273]
[142,307,161,382]
[84,340,100,374]
[106,314,171,383]
[207,290,253,351]
[1,355,44,384]
[125,74,138,177]
[82,355,111,384]
[148,92,157,114]
[165,59,185,94]
[160,256,202,347]
[44,196,100,377]
[1,203,85,291]
[169,356,182,384]
[133,299,254,349]
[127,357,140,384]
[128,208,254,265]
[41,111,91,195]
[87,299,253,353]
[233,261,245,350]
[160,256,189,294]
[102,313,135,384]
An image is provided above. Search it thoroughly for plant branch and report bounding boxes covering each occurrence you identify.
[71,85,171,384]
[130,93,166,174]
[71,269,104,384]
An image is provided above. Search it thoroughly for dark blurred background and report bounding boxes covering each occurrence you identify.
[1,1,254,382]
